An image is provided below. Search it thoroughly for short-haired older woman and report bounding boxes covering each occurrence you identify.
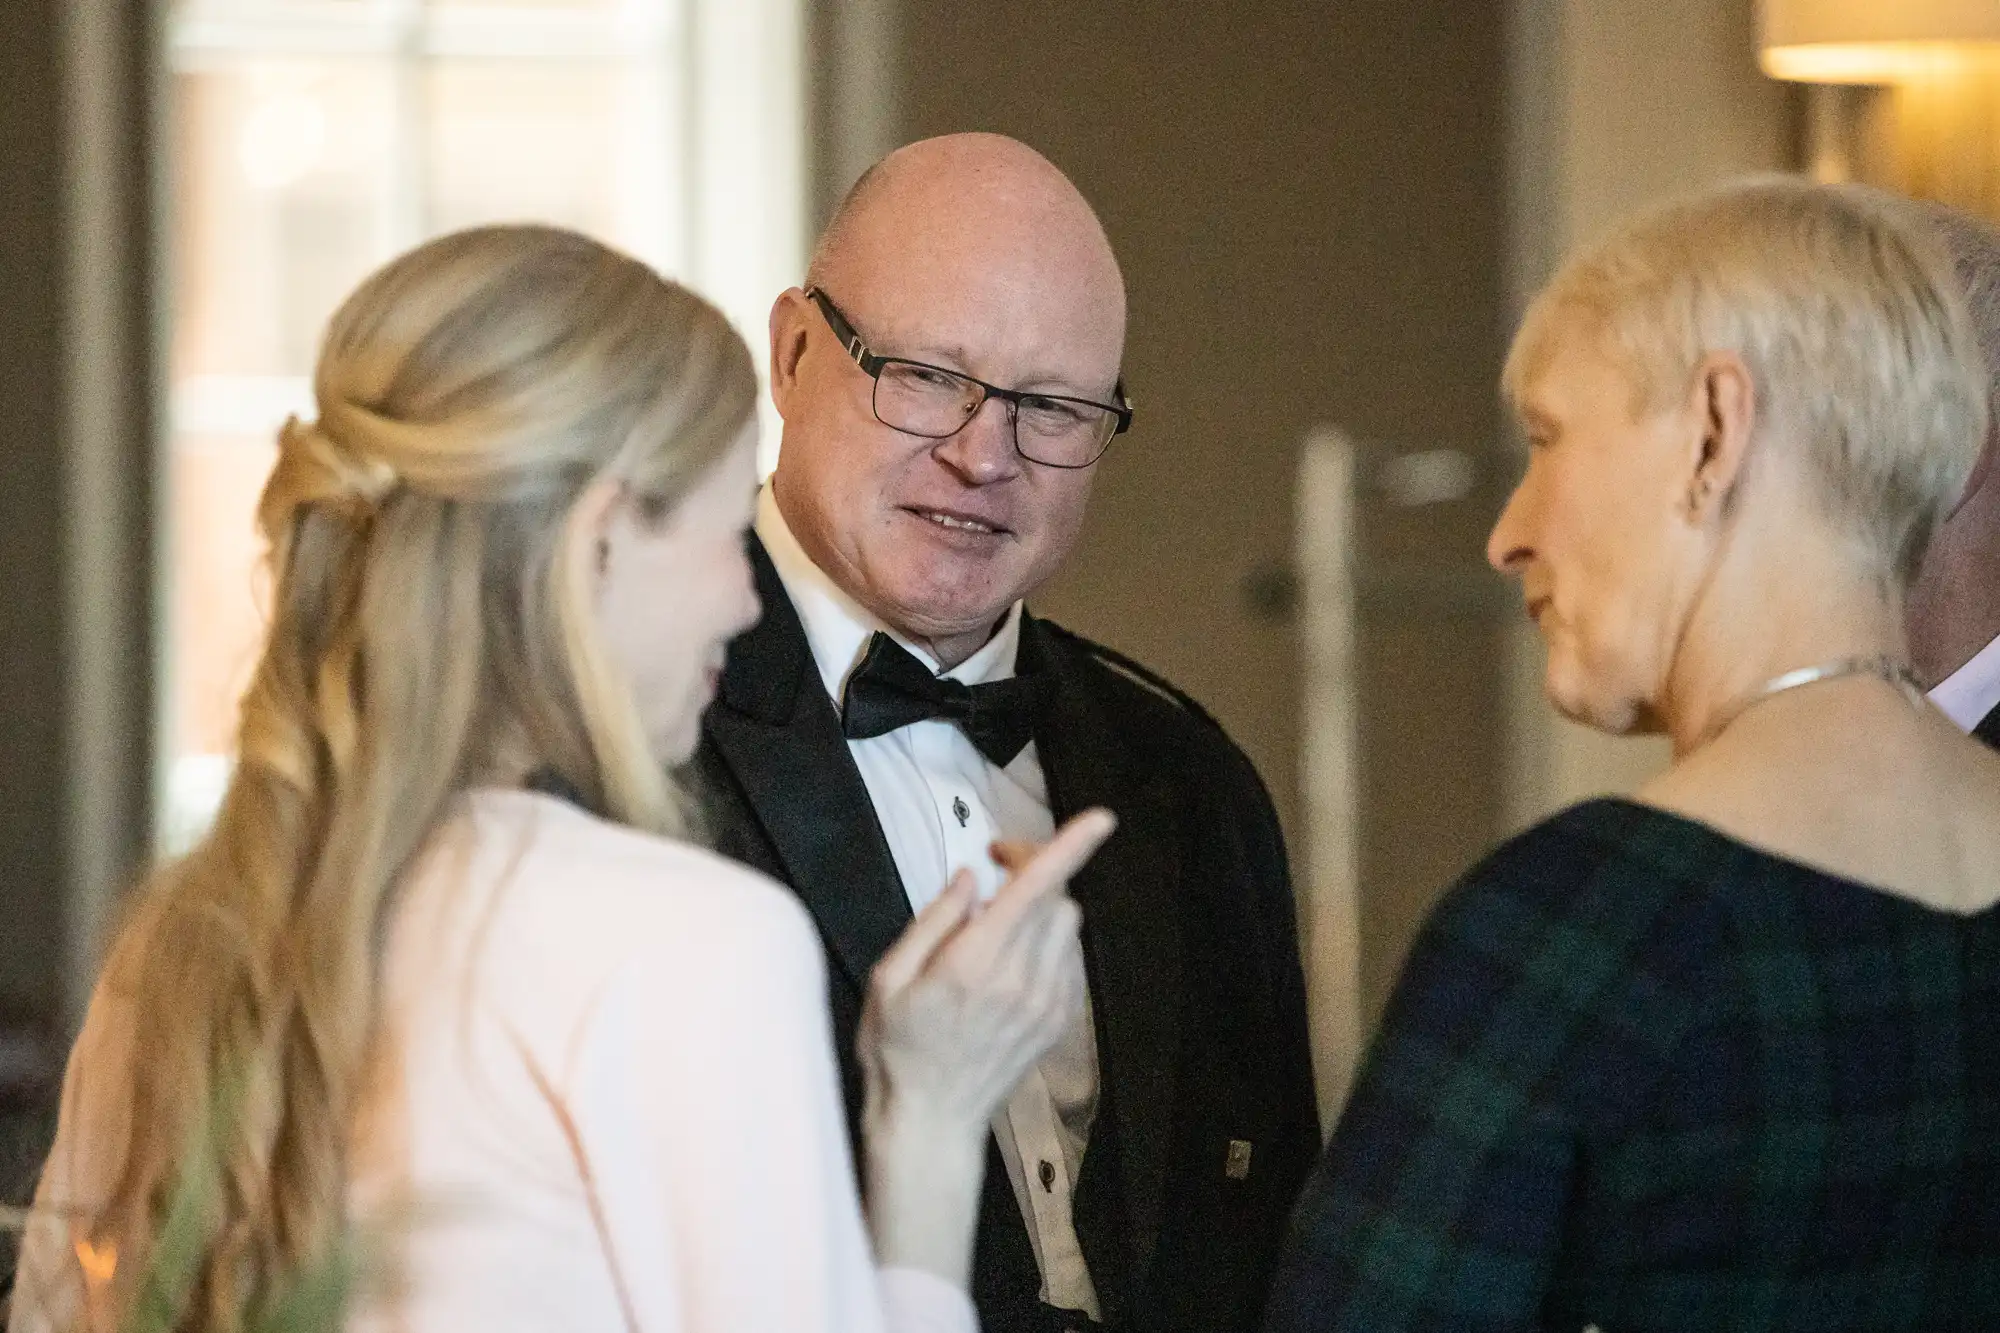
[9,226,1110,1333]
[1264,179,2000,1331]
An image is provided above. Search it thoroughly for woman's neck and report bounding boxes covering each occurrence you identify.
[1658,534,1908,759]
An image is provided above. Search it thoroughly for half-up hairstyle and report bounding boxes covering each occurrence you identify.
[71,224,756,1329]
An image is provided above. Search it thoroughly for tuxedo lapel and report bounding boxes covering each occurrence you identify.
[703,536,912,989]
[1976,700,2000,753]
[1020,614,1186,1294]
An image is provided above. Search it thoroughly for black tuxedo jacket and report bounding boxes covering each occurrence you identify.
[1976,701,2000,751]
[694,538,1321,1333]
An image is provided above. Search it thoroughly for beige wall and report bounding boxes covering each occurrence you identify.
[1839,60,2000,224]
[1503,0,1795,829]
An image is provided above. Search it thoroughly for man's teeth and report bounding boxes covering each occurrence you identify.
[922,511,995,533]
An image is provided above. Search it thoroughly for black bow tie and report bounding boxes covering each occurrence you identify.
[840,632,1051,766]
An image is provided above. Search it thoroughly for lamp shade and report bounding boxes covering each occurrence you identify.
[1760,0,2000,83]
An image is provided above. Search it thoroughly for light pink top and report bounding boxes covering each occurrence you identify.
[10,789,973,1333]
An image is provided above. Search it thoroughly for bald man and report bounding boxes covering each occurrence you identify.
[696,135,1319,1333]
[1905,199,2000,747]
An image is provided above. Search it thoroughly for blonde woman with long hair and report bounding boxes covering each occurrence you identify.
[9,225,1111,1333]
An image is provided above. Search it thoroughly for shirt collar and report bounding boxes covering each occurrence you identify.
[754,486,1023,705]
[1927,628,2000,733]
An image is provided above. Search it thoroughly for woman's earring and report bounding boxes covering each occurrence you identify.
[596,536,610,574]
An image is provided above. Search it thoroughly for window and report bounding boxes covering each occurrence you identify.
[161,0,803,849]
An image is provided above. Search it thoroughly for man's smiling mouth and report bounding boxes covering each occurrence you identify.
[909,506,1006,535]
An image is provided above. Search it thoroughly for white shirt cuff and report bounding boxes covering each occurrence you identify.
[877,1266,978,1333]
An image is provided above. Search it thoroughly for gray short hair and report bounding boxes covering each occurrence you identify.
[1505,176,1990,585]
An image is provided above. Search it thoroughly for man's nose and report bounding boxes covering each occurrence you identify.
[929,395,1024,485]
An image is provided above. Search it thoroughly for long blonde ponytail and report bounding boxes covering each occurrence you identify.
[84,225,756,1328]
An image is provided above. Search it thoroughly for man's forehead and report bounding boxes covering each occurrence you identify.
[857,288,1121,387]
[829,238,1122,371]
[830,205,1121,307]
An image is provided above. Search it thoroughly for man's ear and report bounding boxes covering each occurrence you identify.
[1684,349,1757,524]
[768,287,813,419]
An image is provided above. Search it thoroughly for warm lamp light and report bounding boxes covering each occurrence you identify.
[1760,0,2000,83]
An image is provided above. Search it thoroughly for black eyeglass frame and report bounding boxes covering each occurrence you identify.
[804,286,1134,470]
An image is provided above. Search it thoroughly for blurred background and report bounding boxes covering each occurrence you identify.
[1,0,1996,1196]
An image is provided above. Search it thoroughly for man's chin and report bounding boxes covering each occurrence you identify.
[858,550,1012,614]
[869,579,1020,646]
[891,601,1015,642]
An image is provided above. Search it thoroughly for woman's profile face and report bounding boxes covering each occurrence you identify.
[594,428,763,765]
[1488,323,1703,735]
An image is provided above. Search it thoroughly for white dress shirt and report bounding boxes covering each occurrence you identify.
[13,791,970,1333]
[758,487,1104,1318]
[1928,630,2000,734]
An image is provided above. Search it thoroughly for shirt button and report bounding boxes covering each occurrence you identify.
[952,795,970,826]
[1038,1159,1056,1192]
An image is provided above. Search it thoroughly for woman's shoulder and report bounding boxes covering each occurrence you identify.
[436,788,823,980]
[1409,799,1743,1012]
[1445,797,1741,919]
[1362,801,1748,1109]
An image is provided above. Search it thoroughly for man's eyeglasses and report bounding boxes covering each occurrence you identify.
[805,286,1133,470]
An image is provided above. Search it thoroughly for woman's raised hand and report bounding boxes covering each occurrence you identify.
[857,807,1116,1284]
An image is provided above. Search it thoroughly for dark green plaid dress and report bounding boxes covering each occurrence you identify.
[1264,798,2000,1332]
